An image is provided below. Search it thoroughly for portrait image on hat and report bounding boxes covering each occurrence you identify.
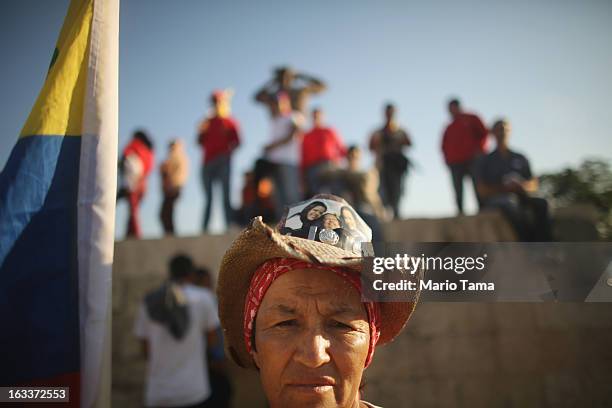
[278,196,372,255]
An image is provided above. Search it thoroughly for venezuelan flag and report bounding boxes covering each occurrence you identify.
[0,0,118,406]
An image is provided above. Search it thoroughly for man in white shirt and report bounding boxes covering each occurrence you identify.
[134,254,220,408]
[253,92,304,220]
[265,109,303,203]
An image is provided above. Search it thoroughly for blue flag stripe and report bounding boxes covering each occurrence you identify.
[0,135,80,383]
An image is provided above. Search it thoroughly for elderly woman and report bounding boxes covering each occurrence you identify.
[217,194,419,408]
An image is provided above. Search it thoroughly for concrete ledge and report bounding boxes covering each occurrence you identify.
[384,211,517,242]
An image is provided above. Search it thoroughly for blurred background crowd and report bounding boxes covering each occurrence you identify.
[117,65,609,243]
[2,1,610,242]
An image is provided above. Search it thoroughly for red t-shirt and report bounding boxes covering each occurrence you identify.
[441,113,488,164]
[123,138,154,176]
[301,126,347,169]
[198,116,240,163]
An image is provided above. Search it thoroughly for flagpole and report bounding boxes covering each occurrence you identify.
[79,0,119,406]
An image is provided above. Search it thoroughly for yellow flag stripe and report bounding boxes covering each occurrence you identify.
[20,0,93,138]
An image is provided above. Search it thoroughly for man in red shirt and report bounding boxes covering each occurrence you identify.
[441,98,488,214]
[197,90,241,231]
[301,108,347,196]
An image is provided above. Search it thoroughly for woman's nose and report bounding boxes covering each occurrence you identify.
[293,331,331,368]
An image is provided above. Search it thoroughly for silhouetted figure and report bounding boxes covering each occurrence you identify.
[441,98,488,214]
[134,254,220,408]
[254,66,326,115]
[118,130,155,238]
[235,171,276,226]
[197,90,241,232]
[339,146,386,221]
[369,103,412,218]
[301,107,347,196]
[475,119,552,241]
[320,145,386,242]
[193,268,233,408]
[159,139,188,235]
[254,93,303,220]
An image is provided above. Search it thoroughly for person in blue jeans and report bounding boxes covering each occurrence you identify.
[197,90,241,231]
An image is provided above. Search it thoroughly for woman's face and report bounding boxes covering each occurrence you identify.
[341,209,357,231]
[322,214,341,230]
[306,205,325,221]
[253,268,370,408]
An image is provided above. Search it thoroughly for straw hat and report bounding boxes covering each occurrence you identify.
[217,199,419,369]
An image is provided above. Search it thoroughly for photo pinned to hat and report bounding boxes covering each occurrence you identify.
[277,195,372,255]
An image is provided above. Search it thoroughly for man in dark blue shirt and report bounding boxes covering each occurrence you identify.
[475,119,552,241]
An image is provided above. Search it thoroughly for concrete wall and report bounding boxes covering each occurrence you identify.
[384,210,517,242]
[112,213,612,407]
[363,303,612,407]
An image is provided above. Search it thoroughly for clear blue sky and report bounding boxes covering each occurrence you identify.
[1,0,611,239]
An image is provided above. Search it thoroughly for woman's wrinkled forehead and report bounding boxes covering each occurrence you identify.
[259,268,365,316]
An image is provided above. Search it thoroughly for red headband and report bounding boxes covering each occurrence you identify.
[243,258,381,368]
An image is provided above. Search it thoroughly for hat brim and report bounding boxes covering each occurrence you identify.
[217,217,419,369]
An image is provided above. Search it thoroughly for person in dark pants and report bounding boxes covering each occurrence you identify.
[159,139,188,235]
[475,119,552,241]
[253,67,326,221]
[441,98,488,214]
[448,160,475,213]
[201,157,232,230]
[368,103,412,219]
[197,90,241,232]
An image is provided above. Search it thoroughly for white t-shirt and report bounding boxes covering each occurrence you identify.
[266,113,303,165]
[134,284,220,407]
[122,153,143,191]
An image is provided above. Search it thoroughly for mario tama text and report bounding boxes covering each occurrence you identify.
[369,253,495,293]
[373,278,494,292]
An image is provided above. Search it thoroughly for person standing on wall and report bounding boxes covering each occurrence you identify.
[159,139,189,235]
[197,90,241,232]
[118,130,155,239]
[256,92,304,219]
[301,107,347,197]
[369,103,412,219]
[253,66,326,220]
[441,98,488,215]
